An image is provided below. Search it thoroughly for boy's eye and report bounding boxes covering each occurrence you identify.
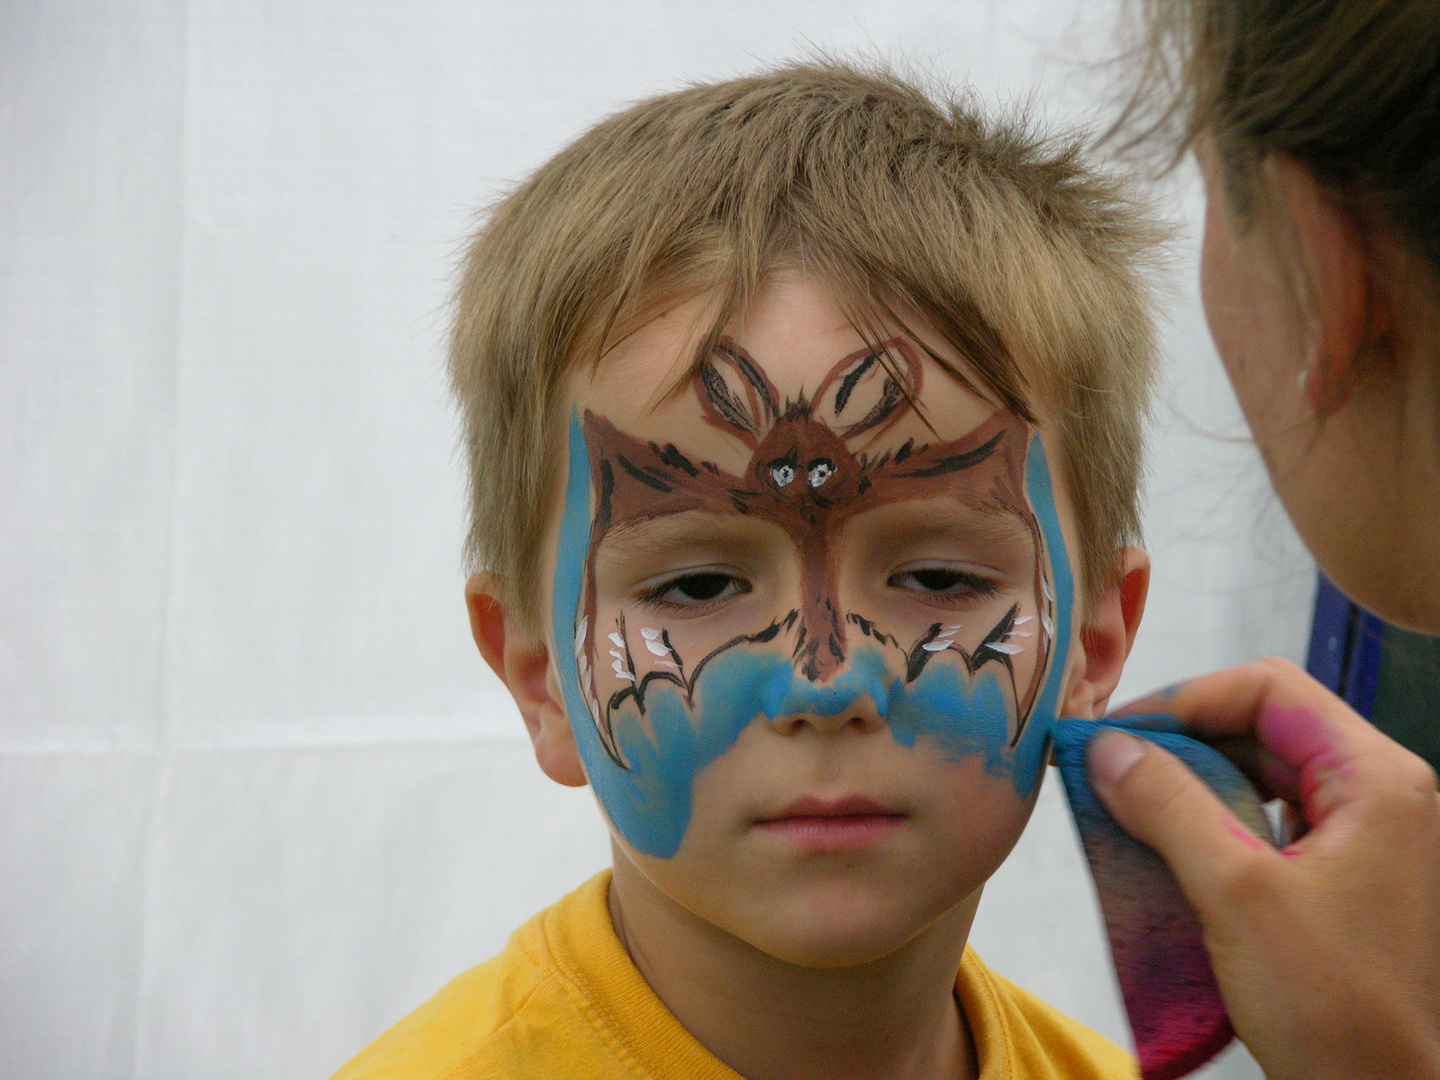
[645,571,748,607]
[889,567,1000,599]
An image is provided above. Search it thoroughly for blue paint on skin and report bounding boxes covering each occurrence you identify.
[1021,431,1076,780]
[552,410,1074,859]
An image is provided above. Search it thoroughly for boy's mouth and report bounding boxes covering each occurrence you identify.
[754,795,906,853]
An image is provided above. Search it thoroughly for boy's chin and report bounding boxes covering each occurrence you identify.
[657,865,985,970]
[726,878,982,969]
[610,818,1008,972]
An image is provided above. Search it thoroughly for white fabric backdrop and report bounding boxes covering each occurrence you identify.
[1,3,1314,1077]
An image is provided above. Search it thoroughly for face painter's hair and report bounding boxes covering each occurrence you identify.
[450,58,1162,636]
[1113,0,1440,276]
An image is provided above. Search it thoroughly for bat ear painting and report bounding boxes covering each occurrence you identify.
[810,339,921,446]
[697,337,922,453]
[696,341,781,448]
[549,283,1076,862]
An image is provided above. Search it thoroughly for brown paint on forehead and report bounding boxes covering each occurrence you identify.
[580,338,1051,710]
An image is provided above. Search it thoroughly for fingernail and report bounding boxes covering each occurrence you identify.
[1089,729,1147,787]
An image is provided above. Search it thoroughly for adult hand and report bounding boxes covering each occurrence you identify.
[1090,658,1440,1080]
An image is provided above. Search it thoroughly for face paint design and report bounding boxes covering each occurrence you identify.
[553,339,1076,858]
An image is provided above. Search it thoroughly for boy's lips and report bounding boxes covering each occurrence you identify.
[753,795,906,853]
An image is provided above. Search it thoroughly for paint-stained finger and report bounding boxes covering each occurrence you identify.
[1110,658,1433,802]
[1204,734,1302,804]
[1108,659,1338,740]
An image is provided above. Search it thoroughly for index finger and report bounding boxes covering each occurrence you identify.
[1109,657,1387,781]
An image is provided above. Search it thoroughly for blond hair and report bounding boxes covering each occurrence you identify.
[451,60,1160,637]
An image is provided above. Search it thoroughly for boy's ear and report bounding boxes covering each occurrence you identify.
[1061,548,1150,720]
[465,573,588,787]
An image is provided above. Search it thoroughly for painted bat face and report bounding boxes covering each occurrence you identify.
[548,280,1079,960]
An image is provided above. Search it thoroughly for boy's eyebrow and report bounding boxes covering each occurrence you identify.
[925,513,1033,552]
[598,493,1033,557]
[598,508,778,554]
[867,495,1034,540]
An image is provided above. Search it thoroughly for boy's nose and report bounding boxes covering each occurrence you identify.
[765,697,886,738]
[787,538,849,683]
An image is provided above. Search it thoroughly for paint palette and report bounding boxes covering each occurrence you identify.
[1051,716,1274,1080]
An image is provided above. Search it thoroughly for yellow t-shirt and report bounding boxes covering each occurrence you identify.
[333,872,1138,1080]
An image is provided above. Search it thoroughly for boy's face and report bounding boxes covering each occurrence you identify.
[545,278,1084,965]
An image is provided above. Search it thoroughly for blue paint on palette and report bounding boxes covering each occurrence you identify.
[552,412,1076,858]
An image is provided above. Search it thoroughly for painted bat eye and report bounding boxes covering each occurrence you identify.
[807,459,836,488]
[770,462,796,487]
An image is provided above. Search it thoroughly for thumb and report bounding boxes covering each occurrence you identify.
[1089,729,1274,915]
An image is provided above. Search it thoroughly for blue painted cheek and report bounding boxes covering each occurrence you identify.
[585,648,1024,859]
[550,414,1075,859]
[1012,433,1076,791]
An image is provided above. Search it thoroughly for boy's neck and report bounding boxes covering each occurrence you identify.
[607,848,980,1080]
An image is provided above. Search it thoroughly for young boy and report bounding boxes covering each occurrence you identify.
[336,61,1157,1080]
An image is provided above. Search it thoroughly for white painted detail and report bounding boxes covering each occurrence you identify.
[922,641,952,653]
[644,638,670,657]
[575,616,588,655]
[608,632,626,649]
[808,460,836,487]
[640,626,662,641]
[987,641,1023,655]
